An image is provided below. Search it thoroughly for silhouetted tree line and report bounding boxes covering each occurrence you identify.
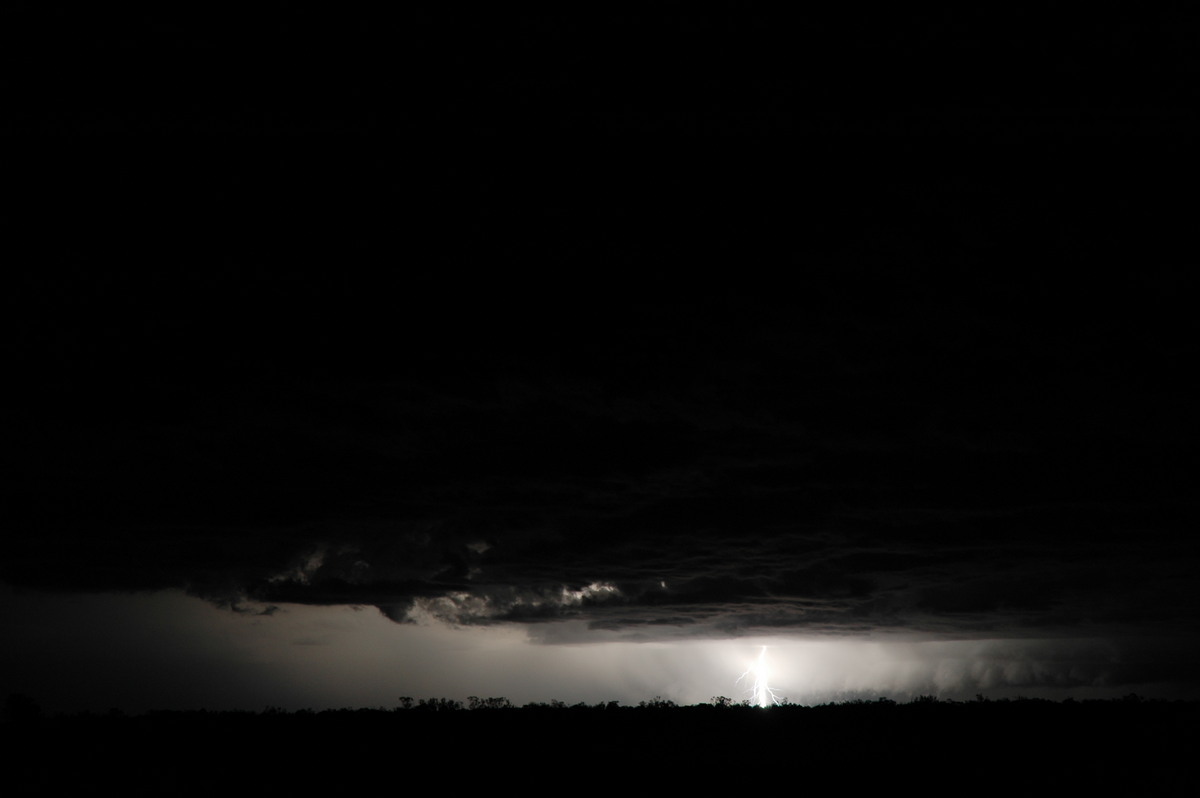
[3,691,1189,724]
[4,691,1198,792]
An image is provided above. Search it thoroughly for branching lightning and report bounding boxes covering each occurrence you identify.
[738,646,784,707]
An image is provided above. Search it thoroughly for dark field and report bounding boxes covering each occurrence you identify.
[5,697,1197,793]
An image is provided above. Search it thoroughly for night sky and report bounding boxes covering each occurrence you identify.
[4,7,1200,713]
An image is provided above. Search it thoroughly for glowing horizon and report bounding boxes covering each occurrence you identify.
[4,586,1196,715]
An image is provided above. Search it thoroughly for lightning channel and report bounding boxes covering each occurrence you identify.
[737,645,784,707]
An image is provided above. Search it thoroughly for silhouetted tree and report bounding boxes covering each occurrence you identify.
[415,697,462,712]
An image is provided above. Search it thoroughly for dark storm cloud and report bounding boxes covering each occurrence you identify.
[7,281,1198,646]
[5,129,1199,651]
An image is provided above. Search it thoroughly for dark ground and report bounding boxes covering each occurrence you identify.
[4,698,1197,793]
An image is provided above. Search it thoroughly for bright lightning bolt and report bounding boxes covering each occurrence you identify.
[737,646,784,707]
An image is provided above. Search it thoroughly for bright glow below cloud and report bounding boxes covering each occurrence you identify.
[2,586,1194,714]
